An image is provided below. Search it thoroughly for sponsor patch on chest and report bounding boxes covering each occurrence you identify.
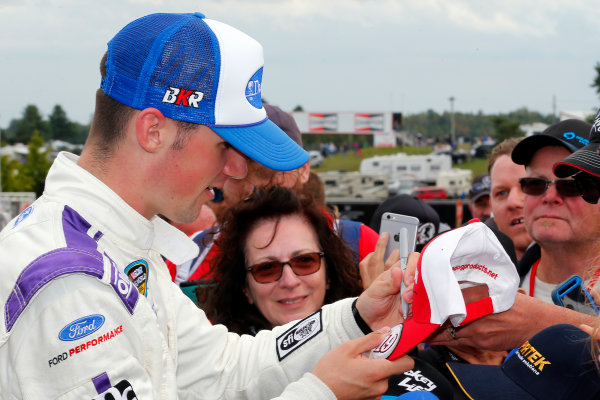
[276,310,322,361]
[59,314,105,341]
[125,260,149,296]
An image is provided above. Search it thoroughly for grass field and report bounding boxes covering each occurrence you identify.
[312,146,489,177]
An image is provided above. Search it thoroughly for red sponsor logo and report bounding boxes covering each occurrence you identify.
[452,263,498,280]
[69,325,123,357]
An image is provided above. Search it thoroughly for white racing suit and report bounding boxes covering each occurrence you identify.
[0,152,364,399]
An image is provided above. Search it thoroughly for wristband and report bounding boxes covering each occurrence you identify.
[352,298,372,334]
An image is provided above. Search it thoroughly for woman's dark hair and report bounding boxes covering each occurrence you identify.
[200,186,362,335]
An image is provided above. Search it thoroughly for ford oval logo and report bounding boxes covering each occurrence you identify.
[58,314,105,341]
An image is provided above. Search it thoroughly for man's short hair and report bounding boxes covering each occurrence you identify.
[488,138,523,174]
[89,53,196,157]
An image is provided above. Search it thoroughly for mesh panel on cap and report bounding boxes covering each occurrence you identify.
[104,13,219,125]
[110,14,182,83]
[149,19,218,124]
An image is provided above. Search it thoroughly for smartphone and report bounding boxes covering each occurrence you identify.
[379,212,419,261]
[379,212,419,318]
[551,275,599,316]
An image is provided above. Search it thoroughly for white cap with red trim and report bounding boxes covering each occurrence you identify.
[370,221,519,360]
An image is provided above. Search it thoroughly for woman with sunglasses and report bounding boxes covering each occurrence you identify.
[201,186,460,398]
[200,185,363,335]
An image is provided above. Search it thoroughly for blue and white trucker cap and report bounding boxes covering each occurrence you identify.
[101,12,308,171]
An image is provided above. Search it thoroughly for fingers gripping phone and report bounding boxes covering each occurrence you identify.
[379,212,419,318]
[551,275,599,316]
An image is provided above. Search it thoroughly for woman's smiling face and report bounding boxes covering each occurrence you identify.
[243,214,327,327]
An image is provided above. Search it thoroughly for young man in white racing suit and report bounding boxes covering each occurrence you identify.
[0,12,412,399]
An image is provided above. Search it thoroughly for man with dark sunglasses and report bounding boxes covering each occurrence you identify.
[554,109,600,205]
[511,119,599,304]
[423,119,599,356]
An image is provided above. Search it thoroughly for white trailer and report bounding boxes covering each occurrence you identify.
[318,171,388,200]
[436,169,472,198]
[359,153,452,185]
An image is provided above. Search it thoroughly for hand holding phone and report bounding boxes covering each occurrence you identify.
[378,213,419,319]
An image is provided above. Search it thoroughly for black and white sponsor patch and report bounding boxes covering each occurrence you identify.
[392,368,438,392]
[384,358,455,398]
[369,323,403,359]
[276,310,323,361]
[92,379,138,400]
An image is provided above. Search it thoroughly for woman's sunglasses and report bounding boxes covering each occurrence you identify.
[519,177,580,198]
[246,251,324,283]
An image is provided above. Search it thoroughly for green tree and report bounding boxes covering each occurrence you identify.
[11,105,47,144]
[19,130,52,196]
[48,104,78,143]
[491,116,524,142]
[0,155,24,192]
[72,121,90,144]
[3,119,20,143]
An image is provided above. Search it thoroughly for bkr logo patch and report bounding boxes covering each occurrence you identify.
[162,87,204,108]
[276,310,322,360]
[92,379,138,400]
[125,260,149,296]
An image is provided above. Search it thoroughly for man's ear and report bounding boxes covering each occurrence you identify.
[136,108,168,153]
[297,161,311,185]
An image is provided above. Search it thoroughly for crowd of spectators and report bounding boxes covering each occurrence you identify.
[166,108,600,399]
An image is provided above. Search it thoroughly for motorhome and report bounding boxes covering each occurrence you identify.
[435,168,472,198]
[359,153,452,186]
[318,171,388,200]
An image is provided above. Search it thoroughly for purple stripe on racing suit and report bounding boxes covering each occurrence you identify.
[92,372,112,394]
[4,206,138,331]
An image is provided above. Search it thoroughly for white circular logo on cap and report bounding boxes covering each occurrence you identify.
[245,67,263,109]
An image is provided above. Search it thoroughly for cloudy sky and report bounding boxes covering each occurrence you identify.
[1,0,600,127]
